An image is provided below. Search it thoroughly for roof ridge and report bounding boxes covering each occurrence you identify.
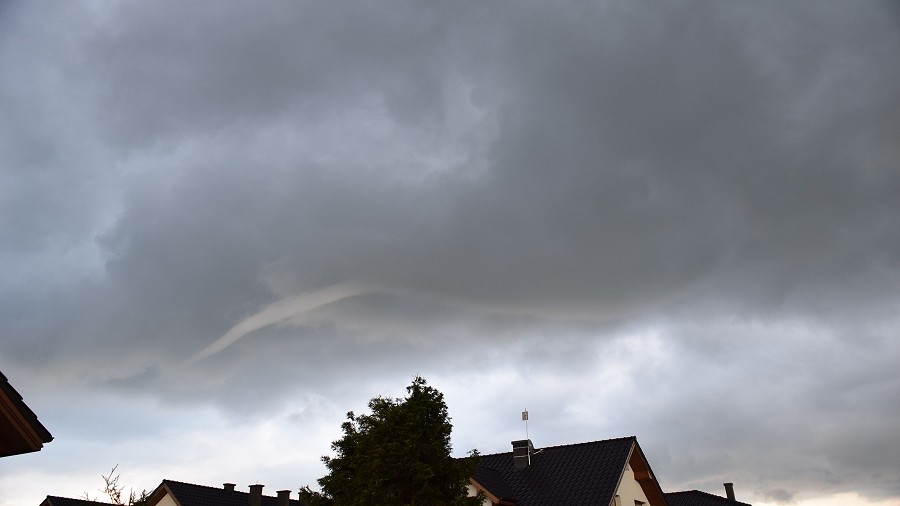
[477,435,636,457]
[163,478,240,488]
[162,479,294,498]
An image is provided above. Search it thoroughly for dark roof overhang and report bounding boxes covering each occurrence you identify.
[0,371,53,458]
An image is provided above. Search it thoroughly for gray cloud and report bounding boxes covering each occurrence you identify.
[1,1,898,504]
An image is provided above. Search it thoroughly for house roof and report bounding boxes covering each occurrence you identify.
[472,436,666,506]
[40,496,113,506]
[0,370,53,457]
[148,479,306,506]
[666,490,752,506]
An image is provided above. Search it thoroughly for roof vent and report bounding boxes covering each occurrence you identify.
[512,439,534,470]
[724,482,735,501]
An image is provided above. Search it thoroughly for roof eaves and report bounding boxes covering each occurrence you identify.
[469,476,516,505]
[145,481,180,506]
[0,370,53,457]
[629,440,668,506]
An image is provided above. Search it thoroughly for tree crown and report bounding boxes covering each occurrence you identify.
[301,376,481,506]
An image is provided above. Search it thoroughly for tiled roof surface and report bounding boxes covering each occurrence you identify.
[666,490,752,506]
[472,466,517,502]
[42,496,113,506]
[160,480,305,506]
[474,436,635,505]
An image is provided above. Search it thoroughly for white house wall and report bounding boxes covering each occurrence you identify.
[155,492,179,506]
[613,463,651,506]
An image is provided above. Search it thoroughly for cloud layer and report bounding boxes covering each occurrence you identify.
[1,1,898,505]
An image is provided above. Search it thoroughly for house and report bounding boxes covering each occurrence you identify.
[145,480,305,506]
[39,497,112,506]
[0,370,53,458]
[37,482,304,506]
[469,436,751,506]
[470,436,665,506]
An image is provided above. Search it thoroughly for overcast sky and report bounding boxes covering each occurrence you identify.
[1,1,899,505]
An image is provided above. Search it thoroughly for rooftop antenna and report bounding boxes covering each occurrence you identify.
[522,409,531,465]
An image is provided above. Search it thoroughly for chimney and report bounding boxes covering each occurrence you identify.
[224,483,236,492]
[512,439,534,470]
[724,482,735,501]
[249,484,264,506]
[277,490,291,506]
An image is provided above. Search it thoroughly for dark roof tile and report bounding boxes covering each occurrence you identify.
[666,490,752,506]
[41,496,113,506]
[472,466,517,502]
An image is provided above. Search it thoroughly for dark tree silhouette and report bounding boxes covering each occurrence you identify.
[301,376,481,506]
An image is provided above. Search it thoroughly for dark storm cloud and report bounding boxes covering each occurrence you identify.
[73,0,898,322]
[1,0,898,503]
[83,1,474,149]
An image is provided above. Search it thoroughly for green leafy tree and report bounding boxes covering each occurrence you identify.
[301,376,482,506]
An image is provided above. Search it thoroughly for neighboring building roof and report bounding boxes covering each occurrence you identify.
[0,370,53,458]
[147,479,306,506]
[471,436,667,506]
[40,496,113,506]
[666,490,752,506]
